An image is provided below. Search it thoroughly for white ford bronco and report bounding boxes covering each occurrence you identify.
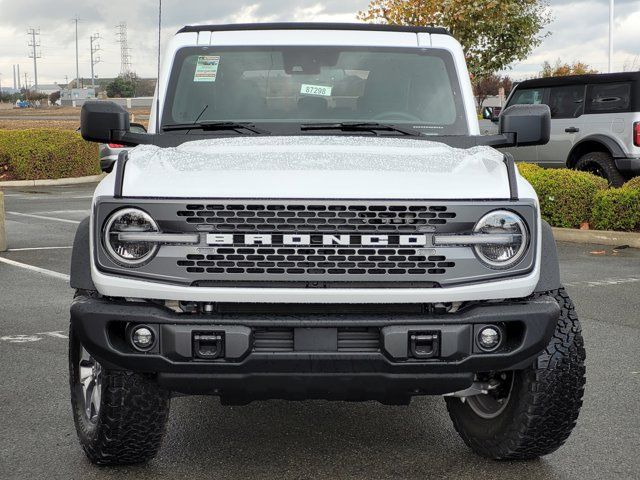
[71,23,585,465]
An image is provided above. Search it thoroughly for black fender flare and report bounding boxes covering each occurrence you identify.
[70,217,96,291]
[568,134,626,165]
[535,220,561,292]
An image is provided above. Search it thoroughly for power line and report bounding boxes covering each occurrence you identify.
[90,32,102,88]
[27,27,41,91]
[116,22,132,76]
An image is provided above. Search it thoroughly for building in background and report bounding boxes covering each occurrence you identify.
[60,87,96,106]
[35,83,62,95]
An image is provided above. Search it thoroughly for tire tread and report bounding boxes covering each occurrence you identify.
[446,288,586,460]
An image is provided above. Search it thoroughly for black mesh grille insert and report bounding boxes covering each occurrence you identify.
[177,203,456,233]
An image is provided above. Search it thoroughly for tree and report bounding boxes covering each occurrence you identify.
[105,73,139,98]
[358,0,551,78]
[473,74,513,110]
[49,90,61,105]
[540,59,598,77]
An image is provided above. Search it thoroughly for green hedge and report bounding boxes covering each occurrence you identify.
[517,164,608,228]
[0,129,99,181]
[623,176,640,191]
[591,188,640,231]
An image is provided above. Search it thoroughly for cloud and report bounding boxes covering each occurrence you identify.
[0,0,637,85]
[505,0,640,78]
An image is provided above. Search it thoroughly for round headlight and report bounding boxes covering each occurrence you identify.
[103,208,159,266]
[473,210,528,268]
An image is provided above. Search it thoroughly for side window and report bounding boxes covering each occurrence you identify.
[585,83,631,113]
[508,88,544,106]
[547,85,585,119]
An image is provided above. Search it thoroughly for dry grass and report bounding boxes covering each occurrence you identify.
[0,120,79,130]
[0,106,150,117]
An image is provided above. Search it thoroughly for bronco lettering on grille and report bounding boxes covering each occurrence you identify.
[205,234,429,246]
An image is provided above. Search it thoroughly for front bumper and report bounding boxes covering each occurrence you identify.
[71,295,559,403]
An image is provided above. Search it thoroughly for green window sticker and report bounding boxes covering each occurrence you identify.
[300,84,332,97]
[194,55,220,82]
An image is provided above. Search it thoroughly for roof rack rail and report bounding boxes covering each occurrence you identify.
[177,22,450,36]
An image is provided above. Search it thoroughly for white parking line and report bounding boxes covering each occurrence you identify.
[0,331,68,343]
[1,194,93,199]
[0,257,70,281]
[7,246,73,251]
[30,209,90,215]
[6,211,80,224]
[564,277,640,288]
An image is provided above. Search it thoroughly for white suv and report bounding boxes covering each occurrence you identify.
[70,23,585,465]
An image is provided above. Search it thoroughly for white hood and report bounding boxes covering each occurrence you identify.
[120,136,511,199]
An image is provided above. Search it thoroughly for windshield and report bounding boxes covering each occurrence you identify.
[161,46,468,136]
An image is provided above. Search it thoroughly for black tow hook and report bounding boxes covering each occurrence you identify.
[409,332,440,359]
[193,332,224,360]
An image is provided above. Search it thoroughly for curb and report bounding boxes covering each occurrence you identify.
[552,227,640,248]
[0,173,106,188]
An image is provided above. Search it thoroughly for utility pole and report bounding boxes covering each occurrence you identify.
[608,0,614,73]
[73,17,81,88]
[27,27,41,92]
[23,72,29,100]
[90,33,101,88]
[116,22,132,76]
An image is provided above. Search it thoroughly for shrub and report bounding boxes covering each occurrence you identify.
[622,176,640,191]
[518,167,607,228]
[516,162,543,180]
[591,188,640,231]
[0,129,99,181]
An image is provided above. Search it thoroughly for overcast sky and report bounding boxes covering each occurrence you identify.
[0,0,638,88]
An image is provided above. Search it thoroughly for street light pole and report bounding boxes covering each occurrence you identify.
[609,0,614,73]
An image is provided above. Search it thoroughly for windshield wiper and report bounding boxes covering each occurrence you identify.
[162,121,270,135]
[300,122,423,137]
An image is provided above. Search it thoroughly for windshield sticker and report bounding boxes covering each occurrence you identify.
[194,55,220,82]
[300,84,332,97]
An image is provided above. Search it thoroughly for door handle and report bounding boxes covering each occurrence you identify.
[565,127,580,133]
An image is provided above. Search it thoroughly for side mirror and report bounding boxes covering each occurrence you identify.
[80,100,130,143]
[482,107,493,120]
[130,122,147,134]
[499,104,550,147]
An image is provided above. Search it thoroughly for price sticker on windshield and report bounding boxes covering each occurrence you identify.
[194,55,220,82]
[300,84,332,97]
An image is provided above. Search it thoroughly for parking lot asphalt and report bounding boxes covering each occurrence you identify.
[0,184,638,480]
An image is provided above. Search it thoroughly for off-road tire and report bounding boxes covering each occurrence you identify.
[69,312,171,465]
[575,151,626,187]
[445,288,586,460]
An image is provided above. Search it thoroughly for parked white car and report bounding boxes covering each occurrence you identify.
[72,23,584,465]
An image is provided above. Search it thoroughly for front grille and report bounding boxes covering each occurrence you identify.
[177,203,456,233]
[95,199,537,287]
[253,328,380,352]
[176,247,455,276]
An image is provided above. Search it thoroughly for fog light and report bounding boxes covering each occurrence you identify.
[131,326,155,351]
[478,326,501,351]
